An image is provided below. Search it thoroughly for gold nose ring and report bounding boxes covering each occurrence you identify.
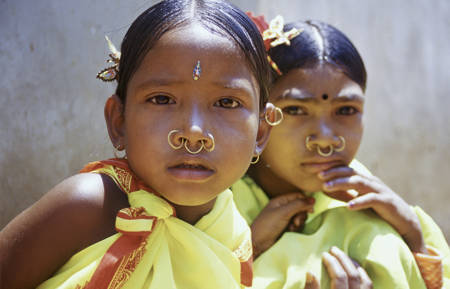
[334,136,346,152]
[184,140,204,154]
[202,133,215,152]
[168,130,184,150]
[317,146,333,157]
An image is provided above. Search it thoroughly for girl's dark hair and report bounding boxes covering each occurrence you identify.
[116,0,271,109]
[268,20,367,92]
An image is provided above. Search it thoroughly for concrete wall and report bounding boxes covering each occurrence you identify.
[1,0,449,241]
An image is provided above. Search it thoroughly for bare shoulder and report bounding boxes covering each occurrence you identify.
[0,173,128,289]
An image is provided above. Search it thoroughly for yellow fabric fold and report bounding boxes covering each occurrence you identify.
[232,159,449,289]
[38,159,252,289]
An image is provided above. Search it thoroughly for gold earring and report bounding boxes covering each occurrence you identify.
[250,154,260,164]
[168,130,184,150]
[202,133,215,152]
[265,107,284,126]
[317,146,333,157]
[334,136,346,152]
[184,140,204,154]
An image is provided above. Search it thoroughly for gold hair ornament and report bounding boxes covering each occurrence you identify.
[263,15,303,48]
[265,106,284,126]
[97,36,121,82]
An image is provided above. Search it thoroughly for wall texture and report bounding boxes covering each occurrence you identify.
[1,0,449,241]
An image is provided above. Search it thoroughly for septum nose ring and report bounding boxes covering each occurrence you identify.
[305,136,346,157]
[168,130,215,154]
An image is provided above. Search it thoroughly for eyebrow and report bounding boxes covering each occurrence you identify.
[333,94,364,103]
[274,88,319,103]
[136,77,185,90]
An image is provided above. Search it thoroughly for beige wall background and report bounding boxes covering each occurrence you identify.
[1,0,449,240]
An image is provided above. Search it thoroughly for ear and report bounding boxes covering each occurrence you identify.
[254,102,277,156]
[104,94,126,150]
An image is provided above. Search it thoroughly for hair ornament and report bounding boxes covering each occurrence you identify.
[263,15,303,48]
[96,36,121,82]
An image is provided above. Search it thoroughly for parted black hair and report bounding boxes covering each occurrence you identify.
[268,20,367,92]
[115,0,271,109]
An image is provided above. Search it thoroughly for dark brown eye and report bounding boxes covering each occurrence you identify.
[282,106,307,115]
[147,95,175,105]
[337,106,358,115]
[214,98,241,109]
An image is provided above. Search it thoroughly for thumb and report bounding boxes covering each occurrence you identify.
[348,193,378,211]
[304,272,321,289]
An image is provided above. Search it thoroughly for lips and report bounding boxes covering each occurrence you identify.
[300,159,345,174]
[167,160,215,182]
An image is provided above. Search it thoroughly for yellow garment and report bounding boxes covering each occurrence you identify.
[231,160,450,289]
[38,159,252,289]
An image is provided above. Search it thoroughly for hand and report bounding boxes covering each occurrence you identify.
[318,165,427,253]
[305,247,373,289]
[251,193,315,258]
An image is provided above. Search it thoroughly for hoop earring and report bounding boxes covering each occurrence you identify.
[184,140,204,154]
[317,146,333,157]
[250,154,260,164]
[265,107,284,126]
[334,136,346,152]
[168,130,184,150]
[305,136,314,151]
[202,133,215,152]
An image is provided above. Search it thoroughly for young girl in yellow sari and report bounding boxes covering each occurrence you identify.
[232,14,449,289]
[0,1,278,288]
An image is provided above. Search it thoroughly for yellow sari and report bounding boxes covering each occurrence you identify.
[231,160,449,289]
[38,158,252,289]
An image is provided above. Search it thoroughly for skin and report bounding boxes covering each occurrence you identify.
[0,22,273,289]
[249,63,427,263]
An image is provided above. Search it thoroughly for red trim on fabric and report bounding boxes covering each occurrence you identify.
[116,212,155,220]
[84,234,145,289]
[240,257,253,287]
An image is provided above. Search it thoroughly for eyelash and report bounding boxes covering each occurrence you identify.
[146,94,175,105]
[337,106,359,115]
[214,97,241,109]
[282,106,307,116]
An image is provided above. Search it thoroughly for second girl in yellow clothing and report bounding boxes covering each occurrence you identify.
[232,14,449,289]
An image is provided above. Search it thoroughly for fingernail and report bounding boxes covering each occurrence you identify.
[307,198,315,204]
[348,201,355,208]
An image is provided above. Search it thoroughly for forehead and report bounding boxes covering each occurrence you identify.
[270,64,364,101]
[130,23,254,85]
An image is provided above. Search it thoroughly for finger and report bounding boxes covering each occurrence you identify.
[269,192,309,207]
[347,193,380,211]
[322,252,348,289]
[323,190,358,202]
[287,212,307,232]
[329,247,360,289]
[323,175,383,195]
[318,166,355,181]
[304,272,321,289]
[278,198,315,221]
[357,266,373,289]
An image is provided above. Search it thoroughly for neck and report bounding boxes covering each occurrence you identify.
[171,197,217,225]
[247,161,303,199]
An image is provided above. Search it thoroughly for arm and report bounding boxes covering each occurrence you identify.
[0,173,126,289]
[250,193,314,258]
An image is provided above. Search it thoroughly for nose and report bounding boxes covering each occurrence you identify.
[171,104,214,152]
[306,119,341,151]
